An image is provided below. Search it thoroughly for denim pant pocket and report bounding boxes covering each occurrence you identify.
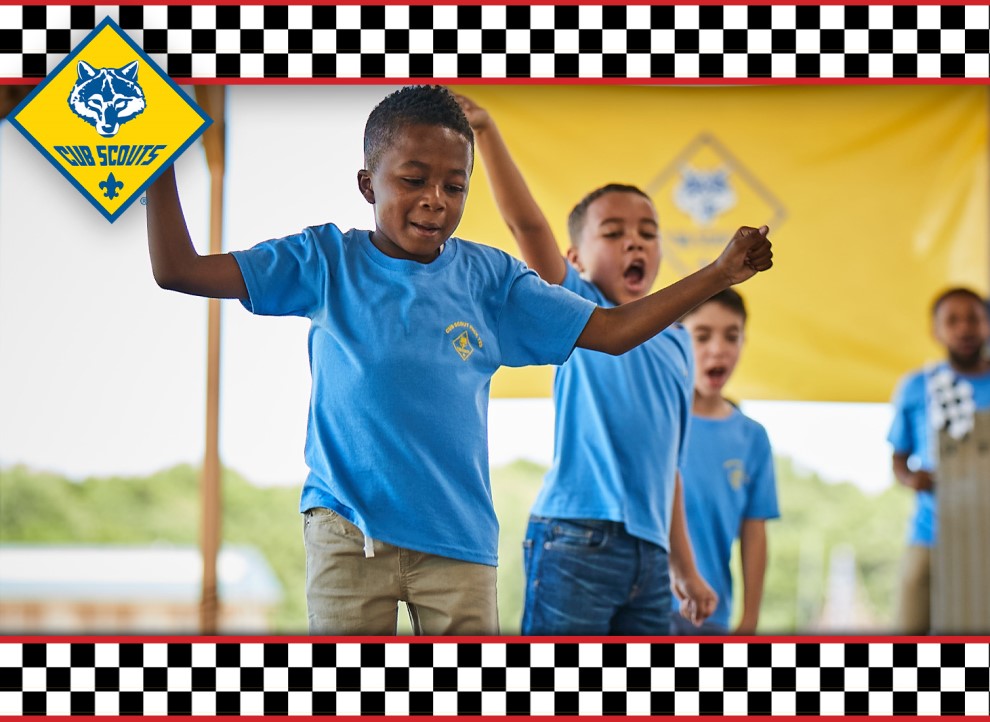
[522,516,670,636]
[545,519,609,551]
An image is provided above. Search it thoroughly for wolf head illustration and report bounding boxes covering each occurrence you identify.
[674,167,736,226]
[67,60,146,138]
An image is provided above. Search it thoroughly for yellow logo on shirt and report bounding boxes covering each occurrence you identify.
[453,331,474,360]
[724,459,747,490]
[445,321,483,361]
[7,17,210,222]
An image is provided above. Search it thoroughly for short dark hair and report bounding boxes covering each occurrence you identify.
[363,85,474,172]
[566,184,654,247]
[684,288,748,324]
[931,287,987,318]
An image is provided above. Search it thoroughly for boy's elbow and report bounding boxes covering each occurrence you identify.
[152,270,170,290]
[152,265,193,294]
[152,267,179,291]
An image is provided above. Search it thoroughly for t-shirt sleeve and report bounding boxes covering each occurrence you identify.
[744,422,780,520]
[230,228,327,318]
[497,265,597,368]
[887,373,920,455]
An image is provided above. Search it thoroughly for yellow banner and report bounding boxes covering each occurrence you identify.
[452,85,989,402]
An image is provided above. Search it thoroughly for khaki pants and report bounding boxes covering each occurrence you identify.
[897,544,931,635]
[303,507,499,635]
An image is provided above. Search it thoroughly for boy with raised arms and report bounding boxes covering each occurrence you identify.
[459,93,772,634]
[147,86,772,635]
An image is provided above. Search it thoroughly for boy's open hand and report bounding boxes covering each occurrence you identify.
[714,225,773,286]
[454,94,491,133]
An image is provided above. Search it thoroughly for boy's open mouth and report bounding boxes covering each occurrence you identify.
[411,222,441,235]
[623,260,646,284]
[706,366,728,384]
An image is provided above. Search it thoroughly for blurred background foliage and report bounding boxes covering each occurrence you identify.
[0,457,911,634]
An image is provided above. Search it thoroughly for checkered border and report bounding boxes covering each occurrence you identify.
[1,638,989,716]
[0,3,988,81]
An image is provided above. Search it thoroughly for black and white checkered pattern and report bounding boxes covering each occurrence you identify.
[0,4,988,80]
[927,364,977,441]
[2,639,989,716]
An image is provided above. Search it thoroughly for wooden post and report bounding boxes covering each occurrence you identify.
[194,85,226,636]
[0,86,33,120]
[931,411,990,633]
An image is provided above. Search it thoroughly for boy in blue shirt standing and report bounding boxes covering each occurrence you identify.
[459,94,773,635]
[887,287,990,634]
[147,86,773,635]
[670,290,779,635]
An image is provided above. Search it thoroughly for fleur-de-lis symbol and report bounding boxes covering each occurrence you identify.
[99,173,124,200]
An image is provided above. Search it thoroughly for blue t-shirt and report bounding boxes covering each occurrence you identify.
[232,224,596,566]
[672,408,779,630]
[529,265,694,551]
[887,362,990,547]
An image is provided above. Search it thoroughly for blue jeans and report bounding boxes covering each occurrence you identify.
[521,516,672,636]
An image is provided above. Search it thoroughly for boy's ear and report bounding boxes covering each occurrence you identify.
[565,246,584,273]
[357,170,375,204]
[931,319,945,347]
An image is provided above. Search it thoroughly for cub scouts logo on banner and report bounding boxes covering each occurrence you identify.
[646,134,786,281]
[8,17,210,222]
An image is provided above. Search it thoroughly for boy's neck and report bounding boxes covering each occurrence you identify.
[693,391,734,419]
[945,355,990,376]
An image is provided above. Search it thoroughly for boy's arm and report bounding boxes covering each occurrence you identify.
[735,519,768,635]
[456,94,568,285]
[893,453,935,491]
[147,165,248,300]
[669,471,718,626]
[577,226,772,355]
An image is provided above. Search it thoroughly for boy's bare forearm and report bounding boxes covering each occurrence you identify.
[577,264,726,355]
[146,165,247,300]
[737,520,768,633]
[668,472,699,578]
[892,453,934,491]
[474,124,567,284]
[892,454,910,486]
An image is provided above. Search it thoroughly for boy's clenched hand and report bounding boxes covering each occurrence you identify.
[714,225,773,286]
[454,94,492,134]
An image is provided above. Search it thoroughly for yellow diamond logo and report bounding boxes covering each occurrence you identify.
[8,16,210,223]
[645,133,786,284]
[452,331,474,360]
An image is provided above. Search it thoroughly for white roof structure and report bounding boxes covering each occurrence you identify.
[0,543,283,605]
